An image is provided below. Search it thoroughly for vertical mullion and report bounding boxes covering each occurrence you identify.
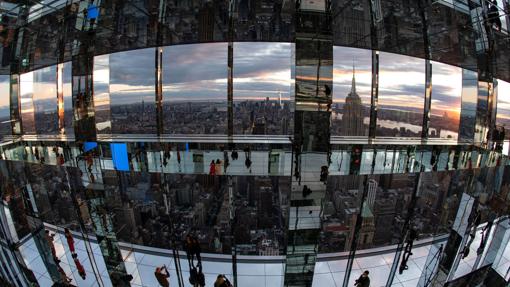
[155,47,163,136]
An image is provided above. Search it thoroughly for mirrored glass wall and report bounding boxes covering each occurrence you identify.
[8,44,510,143]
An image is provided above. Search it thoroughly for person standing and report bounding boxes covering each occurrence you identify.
[154,265,170,287]
[355,270,370,287]
[209,160,216,176]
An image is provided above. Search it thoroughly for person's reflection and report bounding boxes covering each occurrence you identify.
[64,228,76,255]
[231,150,238,160]
[177,148,182,172]
[209,160,216,176]
[213,233,222,253]
[58,153,65,166]
[185,233,202,268]
[215,159,222,175]
[195,264,205,287]
[244,155,252,172]
[44,230,57,261]
[223,150,229,173]
[56,264,73,286]
[72,253,86,280]
[185,234,195,268]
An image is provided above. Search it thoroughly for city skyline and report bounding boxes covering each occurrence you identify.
[1,43,509,138]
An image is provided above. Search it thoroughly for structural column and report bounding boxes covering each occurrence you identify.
[71,1,99,142]
[284,2,333,286]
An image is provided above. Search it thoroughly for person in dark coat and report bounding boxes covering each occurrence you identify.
[355,270,370,287]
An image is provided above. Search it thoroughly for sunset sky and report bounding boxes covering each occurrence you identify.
[2,43,508,124]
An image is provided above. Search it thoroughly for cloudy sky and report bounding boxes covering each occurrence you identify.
[6,43,509,125]
[497,79,510,125]
[378,52,426,113]
[333,46,372,106]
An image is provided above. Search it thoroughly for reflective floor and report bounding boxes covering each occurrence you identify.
[17,222,510,287]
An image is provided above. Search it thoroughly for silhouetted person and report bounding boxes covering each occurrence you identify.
[185,234,196,268]
[214,274,233,287]
[223,150,229,172]
[302,185,312,198]
[190,265,198,285]
[110,270,133,286]
[320,165,328,183]
[192,236,202,267]
[64,228,75,255]
[231,150,238,160]
[155,265,170,287]
[195,264,205,287]
[245,156,252,170]
[355,270,370,287]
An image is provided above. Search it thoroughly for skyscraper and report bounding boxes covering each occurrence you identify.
[367,179,378,209]
[341,65,365,136]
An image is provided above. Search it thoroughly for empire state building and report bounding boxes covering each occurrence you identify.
[342,66,365,136]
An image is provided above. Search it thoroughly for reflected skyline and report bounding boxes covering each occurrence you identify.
[6,44,509,139]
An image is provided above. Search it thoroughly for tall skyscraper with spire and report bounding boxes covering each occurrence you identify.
[341,65,365,136]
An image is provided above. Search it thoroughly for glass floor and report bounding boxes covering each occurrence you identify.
[17,223,510,287]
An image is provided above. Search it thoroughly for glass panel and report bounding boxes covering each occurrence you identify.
[233,42,293,135]
[0,76,9,140]
[20,72,36,134]
[475,80,490,144]
[232,176,290,255]
[332,0,372,48]
[319,174,362,253]
[93,55,111,134]
[496,79,510,140]
[332,46,371,137]
[33,66,58,134]
[9,74,22,135]
[162,43,228,134]
[233,0,294,42]
[109,48,156,134]
[377,52,425,138]
[63,62,73,136]
[379,0,425,58]
[295,38,333,105]
[429,61,462,140]
[459,69,478,142]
